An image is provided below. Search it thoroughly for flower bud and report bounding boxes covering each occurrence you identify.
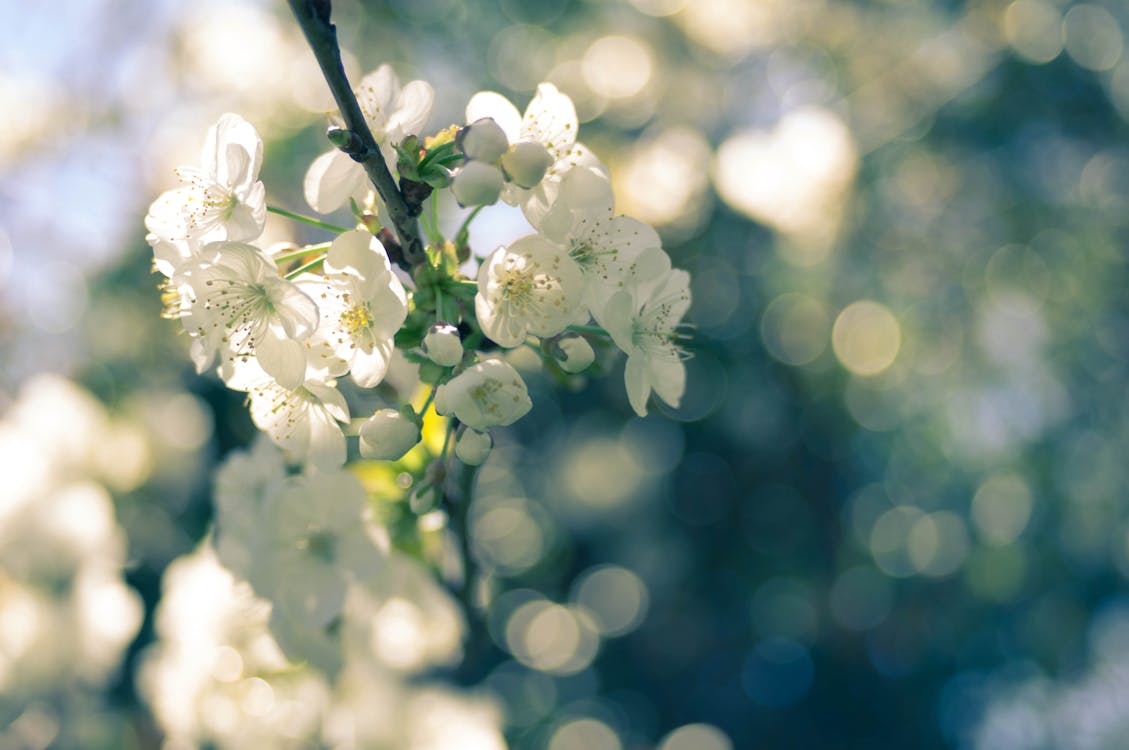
[422,323,464,367]
[451,161,504,206]
[554,334,595,373]
[500,141,552,189]
[458,118,509,163]
[359,408,420,461]
[455,429,492,466]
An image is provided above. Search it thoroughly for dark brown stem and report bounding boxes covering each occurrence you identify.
[287,0,427,269]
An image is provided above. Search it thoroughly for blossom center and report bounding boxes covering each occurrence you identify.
[340,303,375,335]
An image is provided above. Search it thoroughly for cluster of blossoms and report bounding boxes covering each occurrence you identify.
[143,59,691,745]
[146,65,691,475]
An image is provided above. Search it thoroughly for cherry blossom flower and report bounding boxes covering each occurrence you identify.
[255,471,386,628]
[603,268,692,417]
[171,242,318,390]
[145,113,267,259]
[297,230,407,387]
[475,235,584,348]
[304,65,434,213]
[536,166,670,322]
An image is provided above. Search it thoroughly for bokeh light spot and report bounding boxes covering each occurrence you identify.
[760,293,830,366]
[832,301,901,376]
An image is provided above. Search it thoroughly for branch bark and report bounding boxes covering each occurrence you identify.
[287,0,427,268]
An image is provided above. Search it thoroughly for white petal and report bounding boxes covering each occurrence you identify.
[203,113,263,189]
[466,91,522,143]
[388,79,435,138]
[355,65,400,134]
[325,229,382,279]
[350,339,395,388]
[277,559,346,627]
[304,150,365,214]
[305,406,347,472]
[624,355,651,417]
[649,356,686,409]
[256,335,307,390]
[521,83,578,162]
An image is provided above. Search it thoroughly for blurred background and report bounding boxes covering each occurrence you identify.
[3,0,1129,747]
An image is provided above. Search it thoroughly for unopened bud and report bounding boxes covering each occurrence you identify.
[455,429,493,466]
[359,408,421,461]
[501,141,552,188]
[423,323,463,367]
[555,334,595,373]
[451,161,504,206]
[458,118,509,163]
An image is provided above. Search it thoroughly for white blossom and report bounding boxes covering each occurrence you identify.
[145,113,267,264]
[537,166,670,320]
[435,359,532,431]
[298,230,407,387]
[475,235,584,348]
[603,268,692,417]
[212,437,288,581]
[305,65,434,213]
[359,408,421,461]
[172,242,319,390]
[255,471,386,628]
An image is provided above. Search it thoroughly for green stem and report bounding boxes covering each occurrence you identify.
[418,384,438,417]
[267,205,351,234]
[273,242,331,264]
[454,205,485,247]
[284,254,327,279]
[427,194,442,244]
[568,324,611,337]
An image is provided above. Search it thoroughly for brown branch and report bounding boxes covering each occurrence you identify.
[287,0,427,269]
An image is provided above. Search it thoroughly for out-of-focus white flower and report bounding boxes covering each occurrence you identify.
[213,437,288,581]
[172,242,319,389]
[298,230,407,387]
[305,65,434,213]
[359,408,420,461]
[604,268,692,416]
[146,113,267,271]
[475,235,584,348]
[455,428,492,466]
[255,472,386,629]
[554,333,595,373]
[435,359,532,431]
[465,83,603,221]
[137,544,329,749]
[344,552,464,673]
[239,374,350,472]
[422,322,464,367]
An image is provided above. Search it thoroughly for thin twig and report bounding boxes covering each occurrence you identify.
[286,0,427,269]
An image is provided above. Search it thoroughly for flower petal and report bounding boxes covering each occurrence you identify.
[256,335,307,391]
[304,150,365,214]
[624,354,651,417]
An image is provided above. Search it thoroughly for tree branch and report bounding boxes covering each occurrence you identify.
[287,0,427,269]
